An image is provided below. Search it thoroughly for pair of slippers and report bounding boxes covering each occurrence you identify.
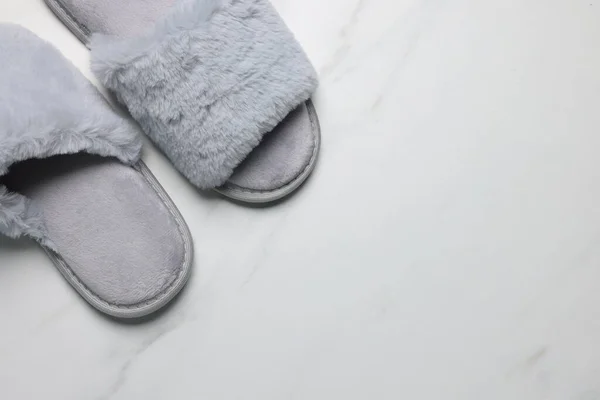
[0,0,320,319]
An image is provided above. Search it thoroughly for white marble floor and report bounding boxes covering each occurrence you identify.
[1,0,600,399]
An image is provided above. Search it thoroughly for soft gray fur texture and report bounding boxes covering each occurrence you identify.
[0,186,53,249]
[0,25,142,246]
[91,0,318,189]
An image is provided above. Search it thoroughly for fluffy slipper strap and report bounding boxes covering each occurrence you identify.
[0,25,141,247]
[91,0,318,189]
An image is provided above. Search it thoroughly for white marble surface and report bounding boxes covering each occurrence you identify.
[2,0,600,398]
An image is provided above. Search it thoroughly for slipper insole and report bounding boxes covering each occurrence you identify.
[48,0,320,202]
[2,153,192,317]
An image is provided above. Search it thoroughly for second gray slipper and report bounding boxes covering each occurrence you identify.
[45,0,322,203]
[0,25,193,319]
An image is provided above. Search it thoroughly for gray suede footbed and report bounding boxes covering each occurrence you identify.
[45,0,321,203]
[0,25,192,319]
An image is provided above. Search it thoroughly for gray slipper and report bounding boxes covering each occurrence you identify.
[45,0,321,203]
[0,25,193,319]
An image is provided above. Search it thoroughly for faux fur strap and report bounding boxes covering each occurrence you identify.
[0,25,142,246]
[91,0,318,188]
